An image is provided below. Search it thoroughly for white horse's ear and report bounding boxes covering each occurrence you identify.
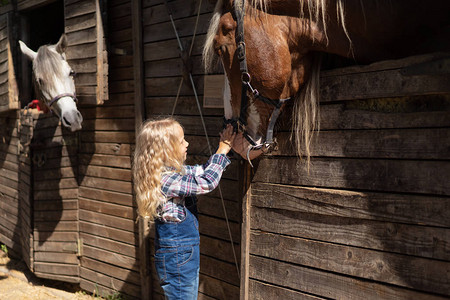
[55,34,68,54]
[19,40,37,61]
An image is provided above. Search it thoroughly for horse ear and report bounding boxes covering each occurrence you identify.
[55,34,68,54]
[19,40,37,61]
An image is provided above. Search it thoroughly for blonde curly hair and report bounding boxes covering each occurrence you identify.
[133,118,185,219]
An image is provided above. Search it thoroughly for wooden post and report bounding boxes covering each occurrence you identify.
[240,161,252,300]
[131,0,150,299]
[138,216,152,300]
[132,0,146,131]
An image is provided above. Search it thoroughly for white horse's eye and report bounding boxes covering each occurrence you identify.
[69,70,76,77]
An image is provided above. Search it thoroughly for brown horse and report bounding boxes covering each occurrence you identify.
[204,0,450,163]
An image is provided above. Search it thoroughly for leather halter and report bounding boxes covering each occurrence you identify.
[49,93,78,107]
[225,0,291,151]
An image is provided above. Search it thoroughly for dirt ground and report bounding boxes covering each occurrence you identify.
[0,251,100,300]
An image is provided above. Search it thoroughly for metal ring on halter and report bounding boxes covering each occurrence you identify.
[241,72,251,84]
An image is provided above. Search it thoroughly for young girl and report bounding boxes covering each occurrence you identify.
[133,118,235,300]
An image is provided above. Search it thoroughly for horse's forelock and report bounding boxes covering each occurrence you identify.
[33,46,65,86]
[203,0,224,72]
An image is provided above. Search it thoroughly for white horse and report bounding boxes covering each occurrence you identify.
[19,34,83,132]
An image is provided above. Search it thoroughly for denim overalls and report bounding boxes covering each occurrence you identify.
[154,199,200,300]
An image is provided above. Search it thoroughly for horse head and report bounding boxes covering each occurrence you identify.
[205,0,450,163]
[204,0,328,162]
[19,34,83,132]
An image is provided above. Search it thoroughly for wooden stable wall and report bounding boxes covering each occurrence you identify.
[142,0,242,299]
[242,53,450,299]
[0,111,22,255]
[76,0,139,298]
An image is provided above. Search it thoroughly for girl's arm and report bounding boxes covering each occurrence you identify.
[162,154,230,197]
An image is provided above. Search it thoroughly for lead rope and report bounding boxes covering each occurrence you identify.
[164,0,241,279]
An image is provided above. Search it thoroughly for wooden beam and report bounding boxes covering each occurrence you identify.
[240,162,252,300]
[132,1,150,299]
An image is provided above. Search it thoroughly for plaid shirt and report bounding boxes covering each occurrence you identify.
[158,154,231,222]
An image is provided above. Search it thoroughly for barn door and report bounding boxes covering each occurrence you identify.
[0,13,19,113]
[31,114,80,283]
[64,0,108,105]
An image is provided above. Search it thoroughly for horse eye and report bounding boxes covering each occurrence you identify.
[69,70,76,77]
[37,78,43,86]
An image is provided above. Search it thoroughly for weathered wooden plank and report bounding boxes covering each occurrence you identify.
[198,215,240,245]
[273,128,450,159]
[318,97,450,130]
[109,1,131,19]
[80,176,132,194]
[321,57,450,101]
[198,273,240,300]
[251,206,450,261]
[67,57,97,73]
[65,12,96,33]
[109,66,134,81]
[33,231,78,243]
[33,177,78,190]
[200,255,239,286]
[80,232,136,258]
[83,245,138,271]
[249,280,324,300]
[201,235,240,264]
[80,267,141,298]
[253,157,450,196]
[66,43,97,60]
[145,55,204,78]
[198,196,241,223]
[78,186,133,207]
[81,104,134,120]
[79,164,131,181]
[79,221,136,246]
[34,210,78,221]
[82,118,135,131]
[79,210,136,233]
[33,167,78,181]
[79,198,134,219]
[145,75,204,97]
[34,241,77,253]
[34,262,79,276]
[143,35,205,62]
[143,14,211,44]
[251,182,450,227]
[80,131,135,143]
[33,272,80,283]
[34,252,79,264]
[146,96,224,116]
[110,28,132,44]
[66,27,97,46]
[79,142,132,156]
[34,200,77,211]
[80,256,140,285]
[34,189,78,201]
[35,221,78,232]
[250,255,448,300]
[251,231,449,295]
[65,0,96,19]
[142,0,215,26]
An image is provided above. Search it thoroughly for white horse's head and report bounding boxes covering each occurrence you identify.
[19,34,83,132]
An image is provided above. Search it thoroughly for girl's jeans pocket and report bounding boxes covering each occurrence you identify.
[155,245,200,299]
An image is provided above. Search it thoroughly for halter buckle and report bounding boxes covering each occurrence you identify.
[237,41,246,61]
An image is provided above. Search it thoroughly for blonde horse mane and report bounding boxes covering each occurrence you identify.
[203,0,349,164]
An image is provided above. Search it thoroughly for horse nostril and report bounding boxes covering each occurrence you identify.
[63,116,71,126]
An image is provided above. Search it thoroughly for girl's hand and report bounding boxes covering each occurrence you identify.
[217,124,236,155]
[232,132,263,160]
